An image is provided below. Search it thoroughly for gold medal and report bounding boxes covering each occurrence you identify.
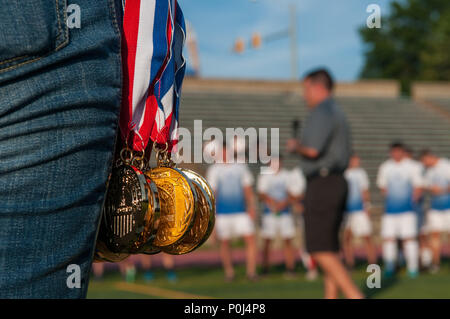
[139,174,162,255]
[95,147,161,257]
[160,169,215,255]
[101,164,160,253]
[93,239,130,263]
[146,166,197,247]
[180,168,215,244]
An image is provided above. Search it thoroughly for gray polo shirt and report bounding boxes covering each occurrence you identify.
[299,97,351,178]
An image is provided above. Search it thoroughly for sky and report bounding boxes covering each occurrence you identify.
[178,0,394,82]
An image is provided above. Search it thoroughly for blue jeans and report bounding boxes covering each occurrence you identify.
[0,0,123,298]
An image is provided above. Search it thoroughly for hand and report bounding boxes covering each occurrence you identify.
[275,200,288,212]
[364,202,372,214]
[291,202,304,215]
[286,138,300,154]
[266,198,277,212]
[430,185,444,195]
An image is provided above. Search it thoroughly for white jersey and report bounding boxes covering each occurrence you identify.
[424,158,450,211]
[257,168,306,213]
[257,167,305,215]
[405,158,425,185]
[344,167,369,213]
[376,158,423,214]
[206,163,254,214]
[289,167,307,197]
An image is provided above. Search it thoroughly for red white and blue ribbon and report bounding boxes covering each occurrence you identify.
[120,0,186,152]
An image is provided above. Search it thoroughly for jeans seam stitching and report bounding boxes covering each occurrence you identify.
[0,0,69,73]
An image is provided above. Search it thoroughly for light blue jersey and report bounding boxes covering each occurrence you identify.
[206,163,254,214]
[257,168,305,215]
[377,159,423,214]
[424,159,450,211]
[344,167,369,213]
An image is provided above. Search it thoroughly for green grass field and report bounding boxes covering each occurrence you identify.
[87,260,450,299]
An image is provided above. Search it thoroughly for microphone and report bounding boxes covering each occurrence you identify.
[292,119,301,138]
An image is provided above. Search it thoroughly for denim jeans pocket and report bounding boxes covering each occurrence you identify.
[0,0,69,74]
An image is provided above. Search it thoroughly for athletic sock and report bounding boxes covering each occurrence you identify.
[404,240,419,274]
[382,241,397,273]
[420,247,433,268]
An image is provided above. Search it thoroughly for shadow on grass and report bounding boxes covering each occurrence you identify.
[362,274,398,299]
[351,258,399,299]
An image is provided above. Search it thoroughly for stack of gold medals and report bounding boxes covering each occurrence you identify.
[94,142,215,262]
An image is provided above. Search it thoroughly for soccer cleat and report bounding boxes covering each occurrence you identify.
[125,267,136,283]
[407,270,419,279]
[383,261,396,279]
[429,265,440,275]
[305,269,318,281]
[166,270,177,283]
[383,269,395,279]
[144,271,155,282]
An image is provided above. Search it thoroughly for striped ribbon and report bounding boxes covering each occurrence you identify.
[120,0,186,152]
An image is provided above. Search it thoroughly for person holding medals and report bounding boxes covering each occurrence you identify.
[0,0,192,298]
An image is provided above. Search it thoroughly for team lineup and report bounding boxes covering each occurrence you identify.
[203,139,450,281]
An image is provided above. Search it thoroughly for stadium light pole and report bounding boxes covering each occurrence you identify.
[289,3,299,80]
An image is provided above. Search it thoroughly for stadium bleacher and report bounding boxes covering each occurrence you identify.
[179,90,450,221]
[427,98,450,114]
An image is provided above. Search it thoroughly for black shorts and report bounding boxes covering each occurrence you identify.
[304,174,348,253]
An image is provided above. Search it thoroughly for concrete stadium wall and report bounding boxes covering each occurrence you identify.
[412,82,450,99]
[182,77,400,97]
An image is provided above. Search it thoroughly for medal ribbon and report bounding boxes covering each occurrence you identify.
[120,0,186,152]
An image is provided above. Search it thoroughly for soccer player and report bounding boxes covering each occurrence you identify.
[404,147,432,269]
[377,142,422,278]
[258,156,305,278]
[342,153,376,268]
[206,142,257,281]
[420,150,450,273]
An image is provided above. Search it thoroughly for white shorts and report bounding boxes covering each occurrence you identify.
[427,210,450,233]
[381,212,418,239]
[344,211,372,237]
[216,213,255,240]
[261,214,296,239]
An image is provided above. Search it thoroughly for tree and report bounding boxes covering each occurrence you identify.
[359,0,450,94]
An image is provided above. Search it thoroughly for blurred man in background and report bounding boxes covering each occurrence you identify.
[257,156,305,278]
[342,153,376,268]
[420,150,450,273]
[286,69,363,299]
[206,142,258,281]
[377,142,422,278]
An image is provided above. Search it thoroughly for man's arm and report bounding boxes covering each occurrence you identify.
[286,107,333,159]
[286,140,320,159]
